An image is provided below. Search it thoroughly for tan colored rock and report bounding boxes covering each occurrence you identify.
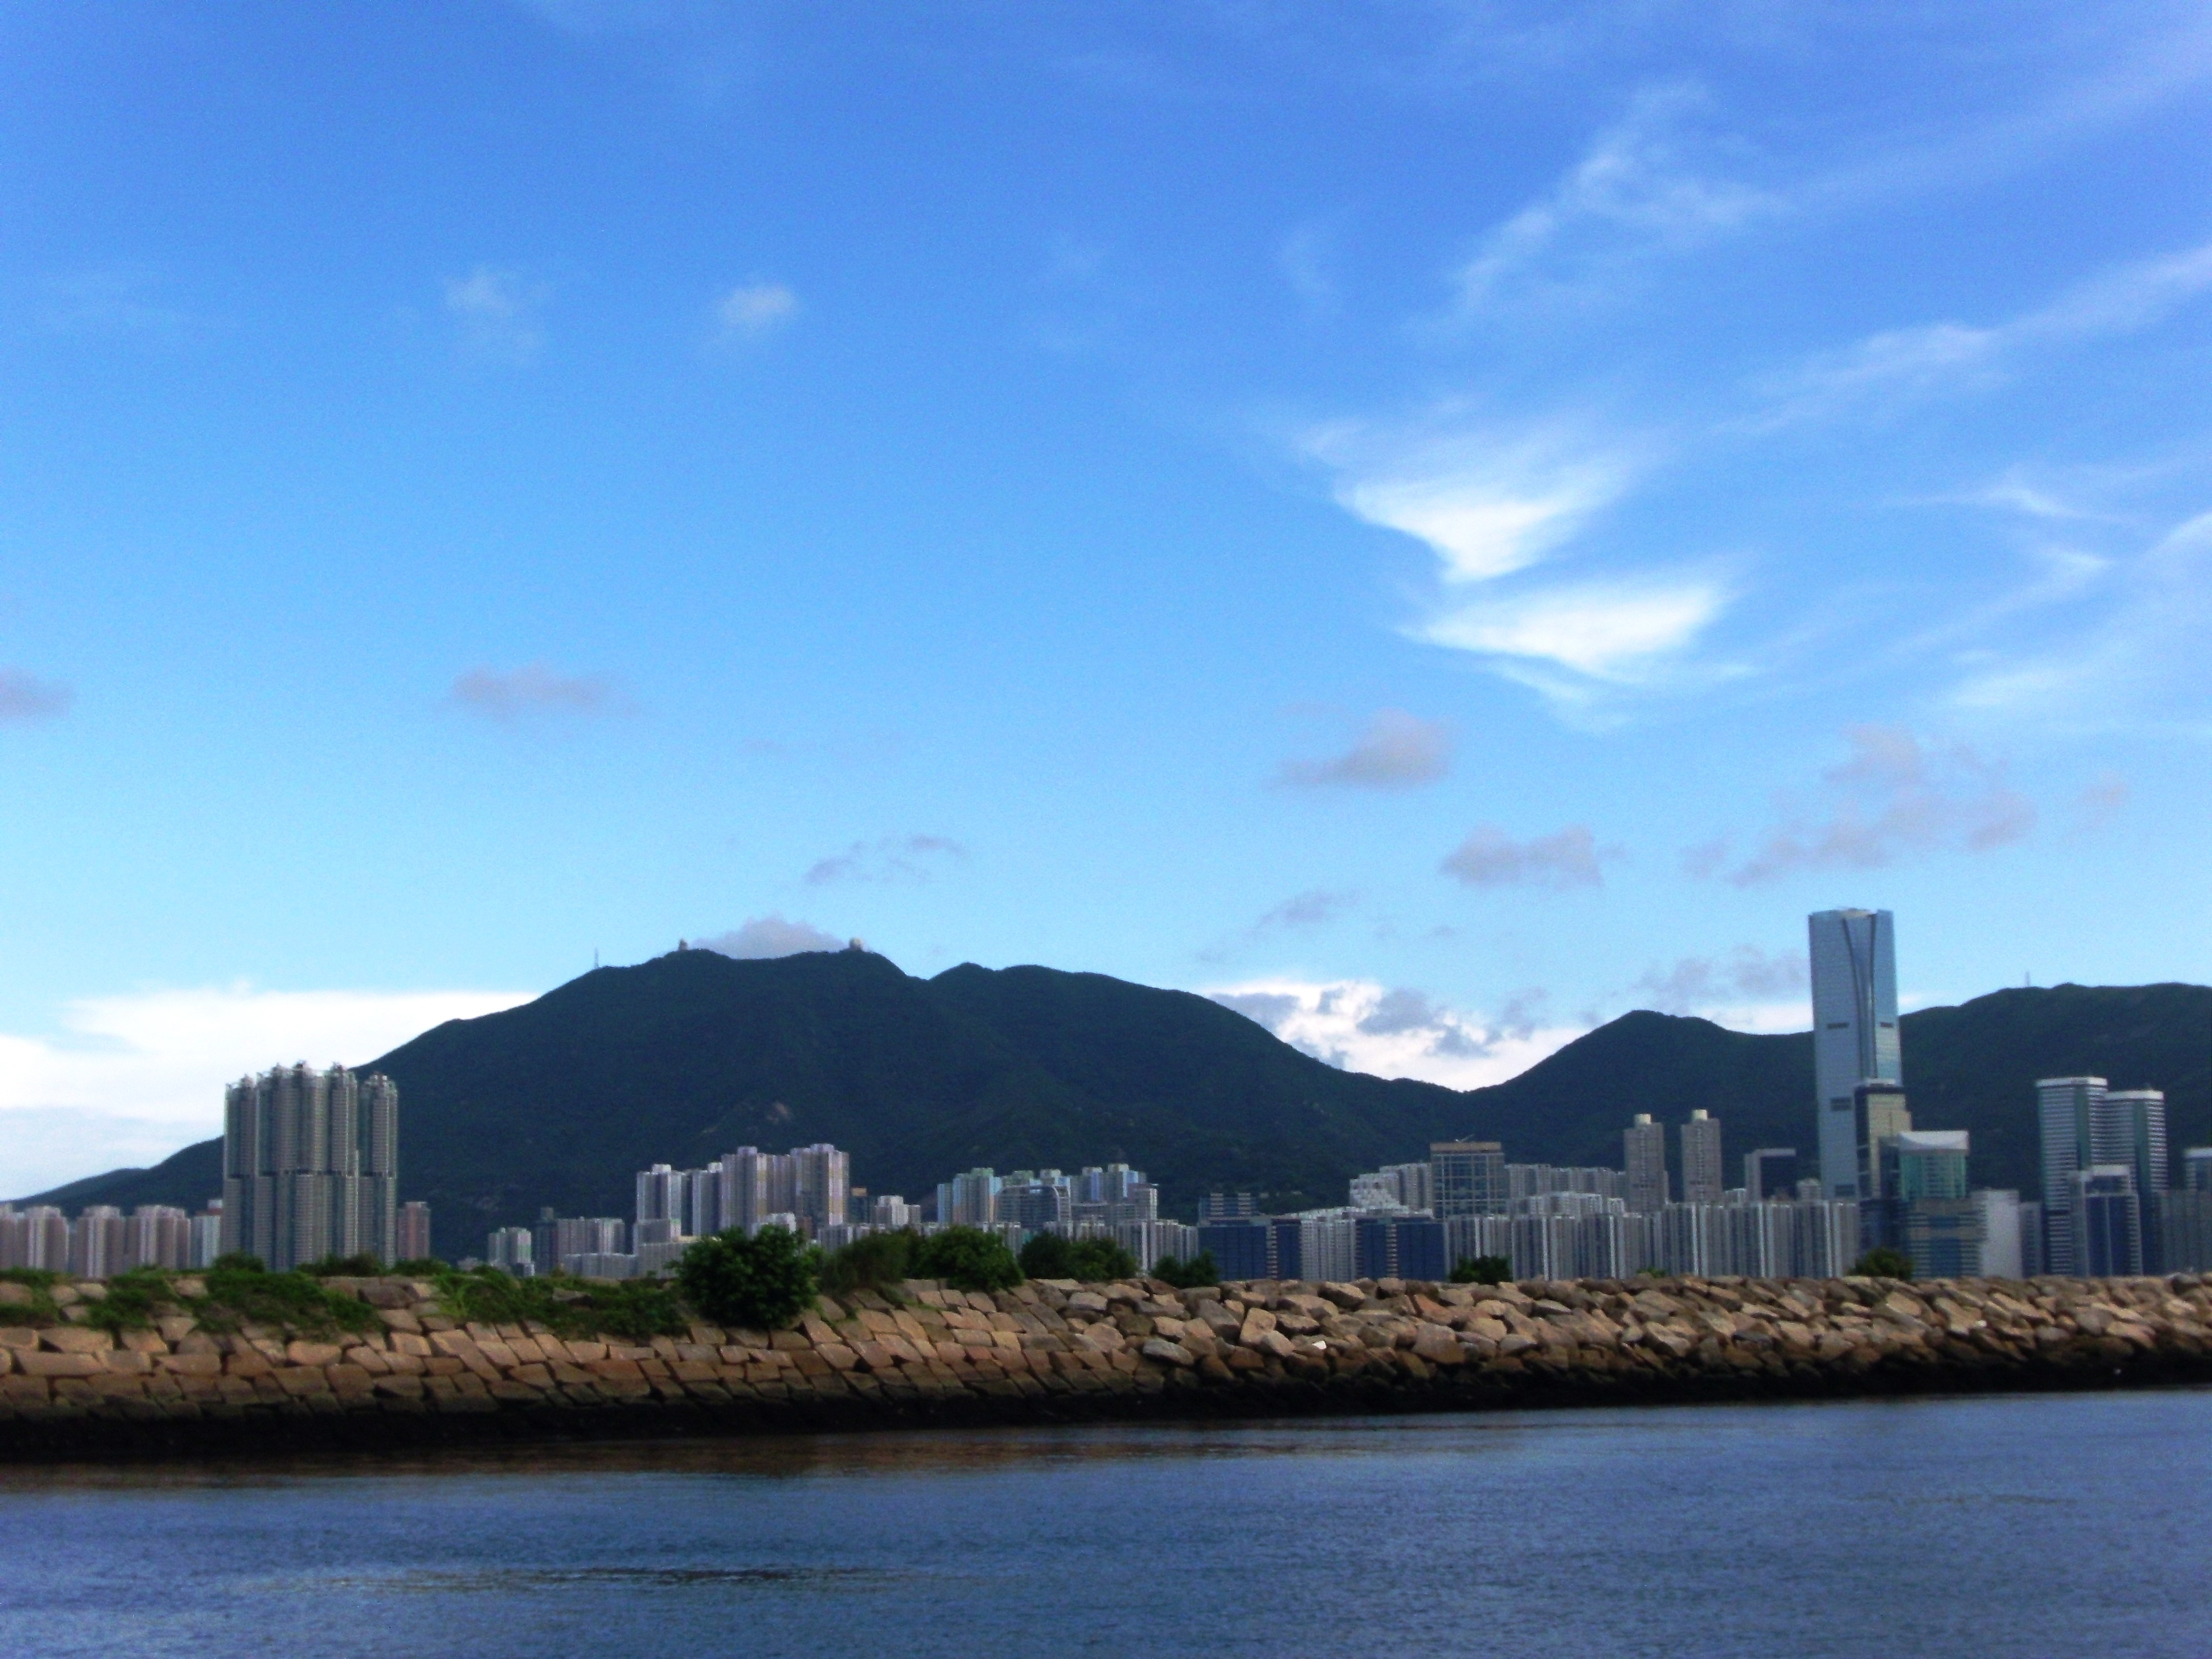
[288,1341,345,1367]
[0,1327,37,1352]
[156,1316,198,1344]
[0,1283,33,1308]
[1140,1338,1195,1368]
[41,1326,112,1354]
[17,1351,103,1378]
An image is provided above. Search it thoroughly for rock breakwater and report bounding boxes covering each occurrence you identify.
[5,1269,2211,1461]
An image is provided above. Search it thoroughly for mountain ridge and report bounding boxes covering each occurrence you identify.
[18,950,2209,1257]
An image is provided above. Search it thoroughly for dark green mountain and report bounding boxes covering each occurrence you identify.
[19,949,2209,1258]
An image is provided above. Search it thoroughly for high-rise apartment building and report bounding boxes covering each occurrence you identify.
[221,1063,399,1270]
[2187,1147,2212,1192]
[1681,1112,1724,1205]
[1429,1142,1507,1218]
[1625,1116,1669,1214]
[790,1143,850,1238]
[939,1167,1002,1227]
[395,1201,432,1262]
[1809,908,1901,1197]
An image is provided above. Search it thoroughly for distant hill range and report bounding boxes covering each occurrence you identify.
[19,949,2210,1257]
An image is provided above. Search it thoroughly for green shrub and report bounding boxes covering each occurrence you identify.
[910,1226,1023,1292]
[210,1251,266,1273]
[426,1265,688,1343]
[1853,1246,1914,1280]
[1068,1237,1137,1281]
[1449,1255,1512,1286]
[1149,1251,1218,1290]
[1016,1232,1075,1279]
[390,1258,445,1275]
[675,1226,819,1329]
[820,1230,914,1298]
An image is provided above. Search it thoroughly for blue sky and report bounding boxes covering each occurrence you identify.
[4,2,2211,1194]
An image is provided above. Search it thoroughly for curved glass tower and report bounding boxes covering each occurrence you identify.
[1809,909,1901,1198]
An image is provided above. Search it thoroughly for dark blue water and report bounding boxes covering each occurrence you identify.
[4,1391,2209,1657]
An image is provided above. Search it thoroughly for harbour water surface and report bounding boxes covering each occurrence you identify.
[3,1389,2208,1657]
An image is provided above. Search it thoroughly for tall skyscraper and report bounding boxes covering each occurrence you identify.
[1625,1115,1669,1214]
[1429,1142,1507,1218]
[1681,1112,1724,1205]
[2104,1091,2169,1201]
[2038,1076,2103,1274]
[1809,909,1901,1198]
[395,1201,432,1262]
[790,1143,850,1238]
[221,1062,399,1270]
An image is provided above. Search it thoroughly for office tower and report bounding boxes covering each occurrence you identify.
[2157,1182,2212,1273]
[1974,1189,2024,1278]
[1625,1116,1669,1214]
[1882,1131,1980,1279]
[2018,1201,2046,1277]
[2187,1148,2212,1192]
[221,1062,399,1270]
[395,1202,432,1262]
[1743,1148,1799,1202]
[997,1173,1069,1232]
[2038,1077,2106,1274]
[1809,908,1901,1197]
[2068,1167,2142,1277]
[1855,1084,1913,1198]
[1681,1112,1724,1205]
[1430,1142,1507,1218]
[2103,1091,2168,1203]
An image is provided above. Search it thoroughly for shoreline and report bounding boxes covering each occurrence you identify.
[5,1269,2208,1464]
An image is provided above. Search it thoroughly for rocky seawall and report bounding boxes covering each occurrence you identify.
[5,1269,2211,1461]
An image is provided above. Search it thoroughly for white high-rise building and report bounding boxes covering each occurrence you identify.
[221,1063,399,1269]
[1809,909,1901,1198]
[2038,1077,2164,1273]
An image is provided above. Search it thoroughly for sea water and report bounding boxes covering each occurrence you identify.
[3,1390,2208,1657]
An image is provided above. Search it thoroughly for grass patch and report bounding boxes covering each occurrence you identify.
[0,1268,60,1324]
[428,1266,690,1343]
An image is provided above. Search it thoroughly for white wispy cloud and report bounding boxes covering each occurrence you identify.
[1761,239,2212,426]
[712,281,799,343]
[1709,725,2036,885]
[448,663,622,720]
[1277,709,1451,789]
[1948,508,2212,729]
[1206,977,1576,1090]
[1310,415,1637,583]
[0,985,530,1198]
[1447,83,1780,317]
[444,266,550,364]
